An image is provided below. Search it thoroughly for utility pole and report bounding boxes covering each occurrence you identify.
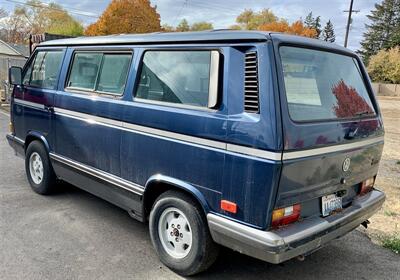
[343,0,360,48]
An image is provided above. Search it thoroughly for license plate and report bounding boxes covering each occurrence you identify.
[322,194,342,217]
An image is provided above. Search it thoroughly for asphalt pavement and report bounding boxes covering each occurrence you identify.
[0,110,399,280]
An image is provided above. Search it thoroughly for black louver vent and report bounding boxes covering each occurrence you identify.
[244,51,259,113]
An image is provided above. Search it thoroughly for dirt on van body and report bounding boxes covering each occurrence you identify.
[364,96,400,242]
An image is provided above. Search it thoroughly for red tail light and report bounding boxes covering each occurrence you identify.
[359,177,375,195]
[271,204,301,227]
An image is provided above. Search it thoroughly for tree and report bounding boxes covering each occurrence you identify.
[85,0,161,36]
[175,19,190,32]
[1,0,83,43]
[303,12,321,38]
[304,12,315,29]
[367,47,400,83]
[190,21,213,31]
[162,24,175,32]
[359,0,400,63]
[228,24,242,30]
[322,20,335,42]
[259,20,317,38]
[236,8,277,30]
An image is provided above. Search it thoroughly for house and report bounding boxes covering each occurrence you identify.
[0,40,28,101]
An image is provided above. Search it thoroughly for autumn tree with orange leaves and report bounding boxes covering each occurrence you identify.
[258,20,317,38]
[85,0,161,36]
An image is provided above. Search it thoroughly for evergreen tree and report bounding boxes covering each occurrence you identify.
[322,20,335,42]
[176,19,190,32]
[314,16,322,38]
[359,0,400,63]
[303,12,321,38]
[304,12,315,28]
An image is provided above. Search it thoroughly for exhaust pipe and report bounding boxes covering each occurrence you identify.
[297,255,305,261]
[361,220,370,229]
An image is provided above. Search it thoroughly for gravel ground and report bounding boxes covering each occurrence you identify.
[0,105,399,280]
[367,97,400,239]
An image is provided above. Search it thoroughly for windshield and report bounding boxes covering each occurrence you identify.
[280,46,376,122]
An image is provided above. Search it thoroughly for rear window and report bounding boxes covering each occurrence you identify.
[280,46,375,122]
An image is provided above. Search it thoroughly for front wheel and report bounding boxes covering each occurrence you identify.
[25,140,57,195]
[149,190,219,276]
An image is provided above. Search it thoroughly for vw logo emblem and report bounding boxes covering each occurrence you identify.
[342,158,351,172]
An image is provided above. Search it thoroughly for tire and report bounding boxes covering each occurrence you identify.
[25,140,57,195]
[149,190,219,276]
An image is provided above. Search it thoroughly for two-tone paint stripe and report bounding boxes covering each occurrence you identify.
[13,99,385,161]
[54,107,282,161]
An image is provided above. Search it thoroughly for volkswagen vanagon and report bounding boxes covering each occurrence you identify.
[6,31,385,276]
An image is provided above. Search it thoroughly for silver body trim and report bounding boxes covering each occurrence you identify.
[49,153,144,196]
[14,98,384,161]
[207,190,385,264]
[208,50,219,108]
[282,137,385,160]
[14,99,45,110]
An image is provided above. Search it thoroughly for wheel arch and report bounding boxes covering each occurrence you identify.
[142,174,211,220]
[24,131,51,153]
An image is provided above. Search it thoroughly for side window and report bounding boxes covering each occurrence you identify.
[22,57,34,85]
[23,51,63,89]
[68,53,102,90]
[31,51,64,89]
[67,52,132,95]
[135,50,219,108]
[97,54,131,94]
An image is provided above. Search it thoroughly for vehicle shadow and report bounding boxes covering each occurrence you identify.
[52,183,397,280]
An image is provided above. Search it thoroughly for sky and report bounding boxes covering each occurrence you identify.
[1,0,380,51]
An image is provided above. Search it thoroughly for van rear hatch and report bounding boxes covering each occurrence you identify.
[273,43,384,223]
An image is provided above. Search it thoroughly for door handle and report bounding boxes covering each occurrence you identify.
[44,105,54,112]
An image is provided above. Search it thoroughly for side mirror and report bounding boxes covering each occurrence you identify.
[9,66,22,86]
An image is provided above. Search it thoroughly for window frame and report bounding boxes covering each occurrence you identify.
[277,43,378,124]
[22,49,65,90]
[65,50,133,98]
[133,48,221,111]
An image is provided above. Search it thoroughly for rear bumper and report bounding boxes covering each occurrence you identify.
[207,190,385,264]
[6,133,25,157]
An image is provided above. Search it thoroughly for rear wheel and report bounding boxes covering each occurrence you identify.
[149,190,219,276]
[25,140,57,195]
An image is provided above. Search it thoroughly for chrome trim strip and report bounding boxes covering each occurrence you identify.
[14,136,25,145]
[49,153,144,196]
[282,136,384,160]
[122,121,227,150]
[227,144,282,161]
[13,101,385,160]
[13,98,45,110]
[54,107,385,161]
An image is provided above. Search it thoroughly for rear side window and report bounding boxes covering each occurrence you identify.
[280,46,375,122]
[23,51,63,89]
[67,52,131,95]
[135,50,219,108]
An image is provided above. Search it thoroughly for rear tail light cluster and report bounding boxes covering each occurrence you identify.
[359,177,375,195]
[271,204,301,227]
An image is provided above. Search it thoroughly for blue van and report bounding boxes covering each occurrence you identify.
[7,31,385,276]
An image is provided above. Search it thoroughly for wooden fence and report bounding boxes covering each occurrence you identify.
[372,83,400,96]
